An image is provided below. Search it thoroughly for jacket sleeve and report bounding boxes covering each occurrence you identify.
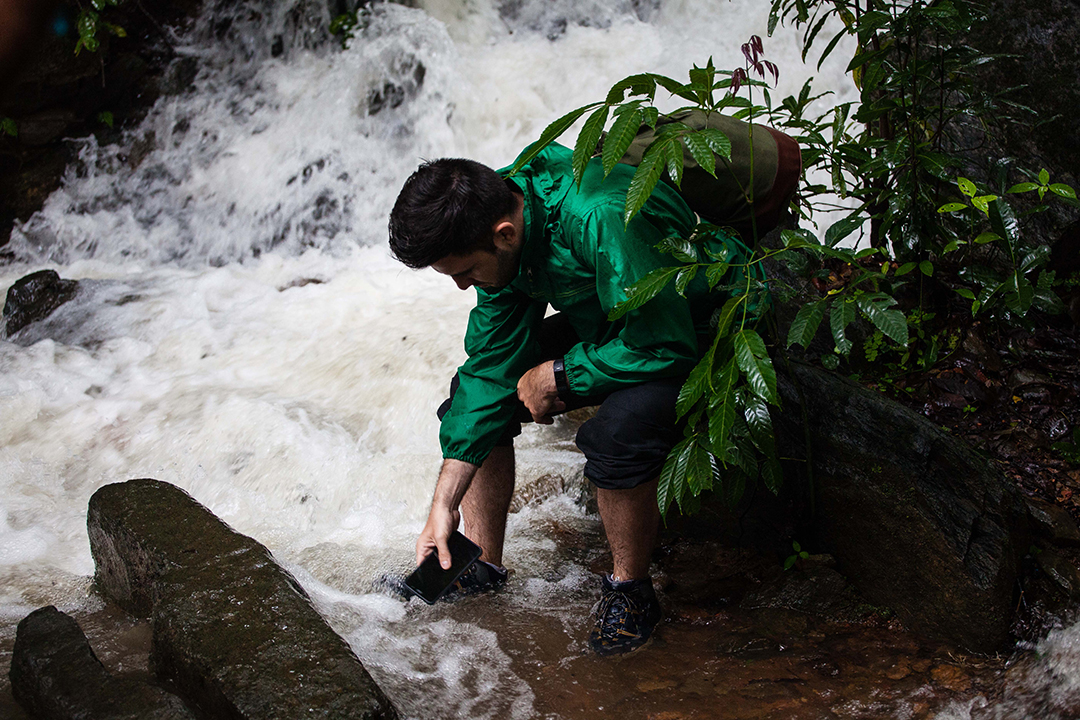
[440,285,547,465]
[562,200,700,397]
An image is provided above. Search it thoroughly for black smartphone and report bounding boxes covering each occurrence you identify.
[404,530,483,604]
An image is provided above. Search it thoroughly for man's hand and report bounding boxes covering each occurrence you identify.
[517,360,566,424]
[416,504,461,569]
[416,459,478,569]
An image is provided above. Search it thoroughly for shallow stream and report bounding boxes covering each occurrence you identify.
[1,1,1078,717]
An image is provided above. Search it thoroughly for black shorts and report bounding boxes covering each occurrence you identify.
[438,314,684,490]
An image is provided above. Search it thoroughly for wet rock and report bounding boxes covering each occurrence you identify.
[3,269,78,336]
[741,563,865,624]
[775,359,1031,653]
[1027,498,1080,547]
[9,605,195,720]
[87,478,399,719]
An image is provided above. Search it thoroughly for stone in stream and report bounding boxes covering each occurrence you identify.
[8,605,196,720]
[773,359,1032,653]
[87,478,398,720]
[2,269,78,336]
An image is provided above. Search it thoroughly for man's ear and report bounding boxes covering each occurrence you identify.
[492,218,517,251]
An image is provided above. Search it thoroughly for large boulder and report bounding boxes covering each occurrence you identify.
[87,479,398,720]
[9,605,196,720]
[773,359,1032,653]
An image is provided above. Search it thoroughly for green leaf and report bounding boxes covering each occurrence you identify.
[696,128,732,160]
[656,236,697,263]
[602,105,645,176]
[957,177,977,198]
[956,288,976,300]
[708,359,739,460]
[676,353,713,419]
[714,295,744,337]
[705,261,730,288]
[1008,182,1039,194]
[623,142,668,226]
[988,194,1020,246]
[830,300,855,355]
[821,353,840,370]
[686,441,715,495]
[1050,184,1077,200]
[786,300,825,349]
[605,74,658,105]
[657,437,693,517]
[665,137,685,188]
[683,131,717,177]
[572,105,609,186]
[971,195,997,215]
[0,117,16,137]
[607,265,680,320]
[974,231,1000,245]
[674,265,697,296]
[506,103,601,176]
[856,293,908,346]
[824,215,862,247]
[896,262,917,276]
[743,394,776,458]
[762,454,783,495]
[1005,271,1035,315]
[919,260,934,277]
[781,228,819,249]
[642,106,659,129]
[937,202,968,213]
[733,330,778,404]
[1020,245,1051,274]
[97,110,114,128]
[1039,168,1050,186]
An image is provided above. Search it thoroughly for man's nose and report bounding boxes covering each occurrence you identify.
[453,276,473,290]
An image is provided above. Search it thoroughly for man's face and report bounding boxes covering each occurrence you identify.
[431,244,519,291]
[427,221,520,291]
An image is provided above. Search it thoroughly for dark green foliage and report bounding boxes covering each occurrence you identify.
[510,2,1076,518]
[75,0,126,55]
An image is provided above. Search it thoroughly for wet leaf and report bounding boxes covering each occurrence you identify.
[623,141,667,225]
[608,265,680,320]
[603,105,645,177]
[674,264,697,296]
[787,300,825,349]
[572,105,609,186]
[733,330,778,404]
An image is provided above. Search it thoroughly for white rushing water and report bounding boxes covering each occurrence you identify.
[14,1,1071,717]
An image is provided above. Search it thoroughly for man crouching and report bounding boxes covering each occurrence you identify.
[387,142,750,655]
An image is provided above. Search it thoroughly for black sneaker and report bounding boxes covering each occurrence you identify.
[588,574,661,656]
[444,559,508,599]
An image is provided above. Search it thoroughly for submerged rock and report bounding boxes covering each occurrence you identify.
[774,359,1032,653]
[87,478,398,719]
[2,269,78,336]
[9,605,195,720]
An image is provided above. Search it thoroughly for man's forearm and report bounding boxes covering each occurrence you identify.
[416,457,480,567]
[432,458,480,511]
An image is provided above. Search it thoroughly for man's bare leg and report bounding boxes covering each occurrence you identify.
[460,445,515,567]
[596,478,660,580]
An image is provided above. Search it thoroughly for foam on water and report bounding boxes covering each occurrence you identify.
[14,0,1071,717]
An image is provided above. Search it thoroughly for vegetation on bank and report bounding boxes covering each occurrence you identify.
[502,0,1078,516]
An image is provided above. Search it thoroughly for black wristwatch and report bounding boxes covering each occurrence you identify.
[552,358,571,401]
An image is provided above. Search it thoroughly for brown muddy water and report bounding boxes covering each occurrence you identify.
[2,511,1047,720]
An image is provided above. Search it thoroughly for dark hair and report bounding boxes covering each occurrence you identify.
[388,158,516,269]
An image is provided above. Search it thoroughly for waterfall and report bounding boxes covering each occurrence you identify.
[8,1,1069,717]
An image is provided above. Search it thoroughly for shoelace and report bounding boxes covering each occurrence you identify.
[594,590,642,639]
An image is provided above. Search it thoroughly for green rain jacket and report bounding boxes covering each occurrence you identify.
[439,143,748,466]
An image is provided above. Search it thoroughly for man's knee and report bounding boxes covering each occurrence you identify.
[575,379,682,490]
